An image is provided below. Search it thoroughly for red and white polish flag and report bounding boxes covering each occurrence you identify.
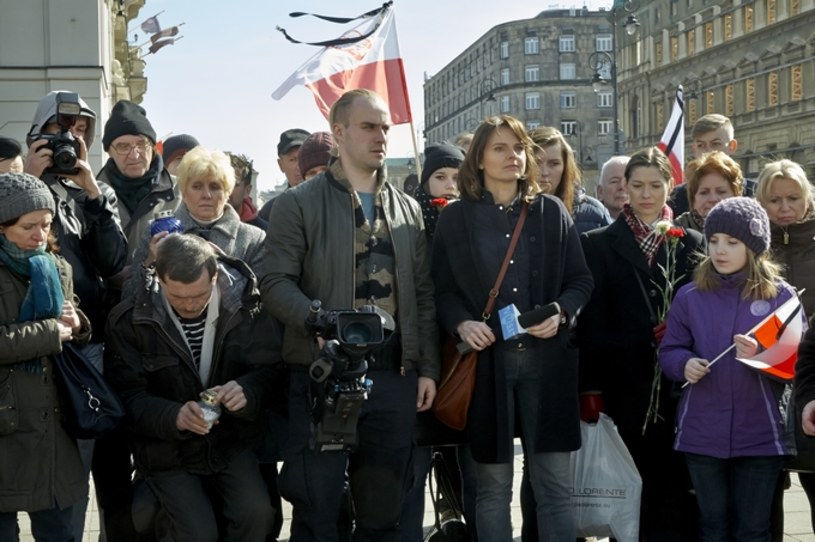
[657,86,685,185]
[273,6,412,125]
[737,294,805,382]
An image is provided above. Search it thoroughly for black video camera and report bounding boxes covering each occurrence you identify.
[305,300,386,452]
[36,92,83,175]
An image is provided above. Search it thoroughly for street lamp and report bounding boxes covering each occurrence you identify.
[589,0,640,155]
[589,50,620,155]
[479,77,498,121]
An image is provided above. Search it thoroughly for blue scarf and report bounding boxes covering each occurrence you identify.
[0,236,64,371]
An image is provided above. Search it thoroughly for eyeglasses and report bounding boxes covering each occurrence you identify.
[111,141,153,155]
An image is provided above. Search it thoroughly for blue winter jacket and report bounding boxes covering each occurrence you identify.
[659,274,800,459]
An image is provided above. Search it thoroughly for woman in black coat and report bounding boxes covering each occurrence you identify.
[432,115,593,541]
[578,147,703,541]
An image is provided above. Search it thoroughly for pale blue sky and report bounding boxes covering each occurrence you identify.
[138,0,613,190]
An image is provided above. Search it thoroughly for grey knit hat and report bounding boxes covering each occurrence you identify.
[0,172,55,225]
[162,134,200,165]
[704,196,771,256]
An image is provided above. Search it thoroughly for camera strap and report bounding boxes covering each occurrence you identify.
[481,202,528,321]
[43,176,78,219]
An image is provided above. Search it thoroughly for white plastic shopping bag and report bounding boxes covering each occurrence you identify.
[571,413,642,542]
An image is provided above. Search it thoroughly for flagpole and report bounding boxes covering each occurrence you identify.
[408,120,422,179]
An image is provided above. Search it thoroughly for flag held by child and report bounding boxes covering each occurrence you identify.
[737,294,805,382]
[272,2,412,125]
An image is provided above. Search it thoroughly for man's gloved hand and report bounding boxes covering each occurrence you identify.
[653,321,667,345]
[579,392,604,423]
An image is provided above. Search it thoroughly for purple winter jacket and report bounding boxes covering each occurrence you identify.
[659,274,799,459]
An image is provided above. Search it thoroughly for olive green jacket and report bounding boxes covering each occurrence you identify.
[0,256,90,512]
[259,167,440,381]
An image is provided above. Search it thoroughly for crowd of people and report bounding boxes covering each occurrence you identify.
[1,87,815,542]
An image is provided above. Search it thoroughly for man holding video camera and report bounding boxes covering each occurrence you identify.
[24,90,128,542]
[260,89,440,541]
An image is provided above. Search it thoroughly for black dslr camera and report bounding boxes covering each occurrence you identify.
[36,92,83,175]
[305,300,385,453]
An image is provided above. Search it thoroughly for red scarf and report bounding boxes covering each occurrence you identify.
[238,196,259,222]
[621,203,674,266]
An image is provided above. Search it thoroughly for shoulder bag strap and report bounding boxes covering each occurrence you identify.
[482,202,529,321]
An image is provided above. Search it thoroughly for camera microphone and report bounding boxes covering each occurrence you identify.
[517,302,560,329]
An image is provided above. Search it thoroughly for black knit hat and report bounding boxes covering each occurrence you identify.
[162,134,200,164]
[421,144,465,186]
[0,172,55,224]
[102,100,157,151]
[704,197,771,256]
[0,137,22,161]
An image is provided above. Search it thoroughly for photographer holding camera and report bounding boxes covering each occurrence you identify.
[24,90,128,542]
[261,89,440,541]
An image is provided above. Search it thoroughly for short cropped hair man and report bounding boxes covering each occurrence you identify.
[670,113,753,215]
[260,89,440,541]
[106,234,277,541]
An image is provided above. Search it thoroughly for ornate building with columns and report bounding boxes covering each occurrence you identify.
[617,0,815,177]
[0,0,148,170]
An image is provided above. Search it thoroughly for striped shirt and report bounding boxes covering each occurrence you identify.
[176,310,208,370]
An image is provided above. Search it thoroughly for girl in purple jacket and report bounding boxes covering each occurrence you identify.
[659,197,799,541]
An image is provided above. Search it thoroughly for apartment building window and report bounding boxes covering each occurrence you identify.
[705,22,713,47]
[525,65,540,82]
[525,92,541,110]
[560,92,576,109]
[596,34,612,52]
[724,14,733,40]
[670,36,678,61]
[500,95,511,113]
[559,62,576,80]
[687,29,695,55]
[527,120,541,130]
[561,120,577,136]
[598,120,613,135]
[500,40,509,59]
[500,67,511,85]
[524,37,540,55]
[597,91,613,108]
[559,35,575,52]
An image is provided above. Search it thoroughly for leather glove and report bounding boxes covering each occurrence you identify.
[579,393,604,423]
[653,321,667,345]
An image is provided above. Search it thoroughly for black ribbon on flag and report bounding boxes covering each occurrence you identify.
[276,2,392,47]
